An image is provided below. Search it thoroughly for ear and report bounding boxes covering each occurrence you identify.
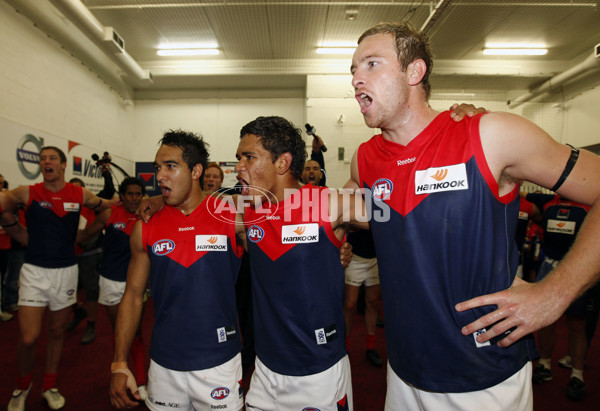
[275,152,293,176]
[406,59,427,87]
[191,163,204,180]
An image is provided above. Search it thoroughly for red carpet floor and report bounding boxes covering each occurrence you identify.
[0,301,598,410]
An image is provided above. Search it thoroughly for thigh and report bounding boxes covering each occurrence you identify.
[146,360,193,411]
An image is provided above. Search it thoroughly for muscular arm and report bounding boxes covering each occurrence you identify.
[109,221,149,408]
[82,187,118,213]
[456,112,600,347]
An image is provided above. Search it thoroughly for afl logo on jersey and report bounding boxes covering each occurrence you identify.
[302,408,321,411]
[113,222,126,230]
[211,387,230,400]
[39,201,53,209]
[247,225,264,243]
[152,239,175,256]
[371,178,393,201]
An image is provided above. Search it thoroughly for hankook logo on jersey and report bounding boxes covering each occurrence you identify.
[63,202,80,212]
[281,223,318,244]
[195,235,227,251]
[247,226,264,243]
[152,239,175,256]
[17,134,44,180]
[547,219,576,235]
[414,164,468,195]
[371,178,393,201]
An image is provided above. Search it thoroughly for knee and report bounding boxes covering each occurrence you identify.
[20,331,40,347]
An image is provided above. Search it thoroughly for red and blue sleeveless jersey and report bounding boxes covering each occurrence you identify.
[142,196,244,371]
[526,193,589,260]
[101,205,138,282]
[25,182,83,268]
[357,112,537,392]
[244,184,347,376]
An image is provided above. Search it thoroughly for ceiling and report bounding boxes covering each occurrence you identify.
[8,0,600,100]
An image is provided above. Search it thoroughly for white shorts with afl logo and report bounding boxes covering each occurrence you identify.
[98,276,126,306]
[18,263,77,311]
[146,353,244,411]
[344,254,380,287]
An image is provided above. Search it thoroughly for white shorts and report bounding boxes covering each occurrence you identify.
[18,263,77,311]
[344,255,380,287]
[98,276,126,306]
[245,355,353,411]
[146,353,244,411]
[384,361,532,411]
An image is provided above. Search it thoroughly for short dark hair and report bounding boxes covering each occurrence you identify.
[68,177,84,187]
[41,146,67,163]
[239,116,306,180]
[119,177,145,196]
[358,21,433,99]
[159,129,209,178]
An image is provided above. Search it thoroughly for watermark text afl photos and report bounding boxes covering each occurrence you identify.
[208,186,390,224]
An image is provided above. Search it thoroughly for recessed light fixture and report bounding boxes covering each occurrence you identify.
[483,42,547,56]
[157,43,219,56]
[317,42,356,54]
[157,49,219,56]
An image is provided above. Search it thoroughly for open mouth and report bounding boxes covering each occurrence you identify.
[160,185,171,197]
[357,92,373,113]
[237,178,250,195]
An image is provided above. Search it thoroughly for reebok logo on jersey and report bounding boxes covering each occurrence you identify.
[152,239,175,256]
[216,326,237,343]
[282,223,318,244]
[178,226,195,231]
[195,235,227,251]
[371,178,393,201]
[415,164,468,195]
[315,324,338,345]
[397,157,416,166]
[547,219,576,235]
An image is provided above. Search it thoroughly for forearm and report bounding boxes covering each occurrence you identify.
[113,291,144,362]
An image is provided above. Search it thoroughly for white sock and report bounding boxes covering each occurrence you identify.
[571,368,584,381]
[539,358,551,369]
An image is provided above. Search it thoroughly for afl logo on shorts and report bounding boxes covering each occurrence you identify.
[247,225,264,243]
[113,222,126,230]
[211,387,230,400]
[372,178,393,201]
[152,239,175,256]
[302,408,321,411]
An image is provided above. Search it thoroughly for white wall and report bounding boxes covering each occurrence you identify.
[563,85,600,148]
[133,98,305,163]
[0,2,135,188]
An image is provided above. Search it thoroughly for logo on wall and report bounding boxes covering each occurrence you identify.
[72,156,83,175]
[138,172,156,192]
[17,134,44,180]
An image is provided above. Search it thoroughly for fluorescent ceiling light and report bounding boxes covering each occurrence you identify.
[320,41,356,48]
[157,49,219,56]
[316,47,356,55]
[483,48,547,56]
[158,42,218,49]
[486,42,545,49]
